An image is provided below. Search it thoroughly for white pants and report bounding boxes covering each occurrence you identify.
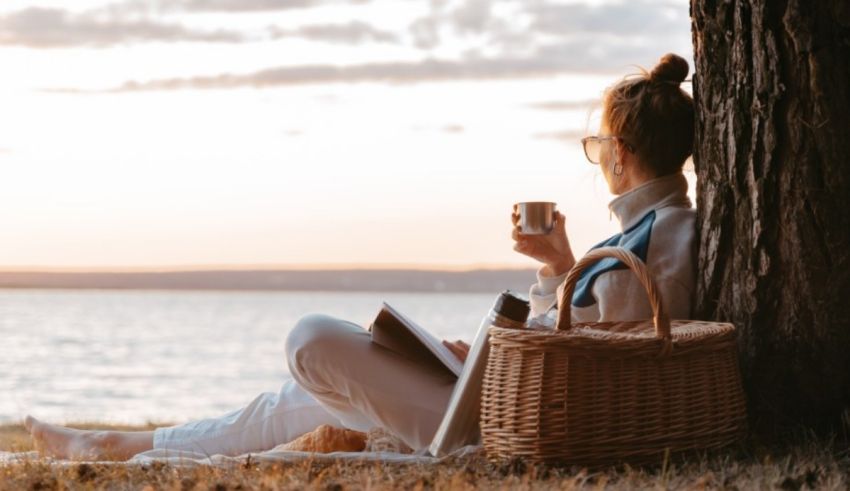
[153,313,457,455]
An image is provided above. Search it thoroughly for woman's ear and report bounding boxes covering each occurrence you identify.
[615,138,633,159]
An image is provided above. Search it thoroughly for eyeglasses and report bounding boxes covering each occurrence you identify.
[581,135,633,164]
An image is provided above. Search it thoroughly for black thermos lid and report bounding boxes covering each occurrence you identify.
[493,290,530,323]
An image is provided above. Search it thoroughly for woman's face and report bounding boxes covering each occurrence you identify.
[597,121,620,193]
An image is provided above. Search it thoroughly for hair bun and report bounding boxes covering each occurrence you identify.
[649,53,689,84]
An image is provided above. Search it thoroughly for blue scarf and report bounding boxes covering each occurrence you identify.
[571,209,656,307]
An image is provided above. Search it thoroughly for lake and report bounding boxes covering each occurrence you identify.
[0,289,500,425]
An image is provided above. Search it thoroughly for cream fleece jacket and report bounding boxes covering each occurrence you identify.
[528,172,696,325]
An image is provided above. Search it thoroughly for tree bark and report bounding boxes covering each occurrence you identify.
[690,0,850,435]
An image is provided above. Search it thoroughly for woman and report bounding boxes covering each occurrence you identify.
[23,53,696,461]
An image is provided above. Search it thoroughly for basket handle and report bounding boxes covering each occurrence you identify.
[556,247,672,344]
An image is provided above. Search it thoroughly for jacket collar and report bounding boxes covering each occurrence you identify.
[608,172,692,231]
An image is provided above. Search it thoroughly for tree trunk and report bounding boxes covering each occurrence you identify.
[690,0,850,436]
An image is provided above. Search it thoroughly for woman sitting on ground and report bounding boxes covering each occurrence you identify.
[24,52,697,461]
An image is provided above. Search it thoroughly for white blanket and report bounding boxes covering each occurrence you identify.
[0,444,484,468]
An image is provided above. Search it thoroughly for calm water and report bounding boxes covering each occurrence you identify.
[0,289,498,425]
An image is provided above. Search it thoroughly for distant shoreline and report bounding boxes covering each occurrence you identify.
[0,268,538,294]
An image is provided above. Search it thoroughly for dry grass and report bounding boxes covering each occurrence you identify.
[2,422,850,490]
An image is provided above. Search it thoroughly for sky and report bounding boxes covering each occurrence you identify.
[0,0,694,270]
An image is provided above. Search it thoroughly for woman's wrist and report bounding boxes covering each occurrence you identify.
[541,257,575,278]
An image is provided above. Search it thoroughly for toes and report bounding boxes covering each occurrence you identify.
[25,416,45,442]
[25,418,51,456]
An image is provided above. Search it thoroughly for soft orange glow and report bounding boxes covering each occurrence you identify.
[0,1,694,271]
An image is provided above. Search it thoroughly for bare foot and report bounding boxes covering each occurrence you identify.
[25,415,121,461]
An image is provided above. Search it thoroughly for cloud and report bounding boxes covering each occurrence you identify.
[93,29,692,92]
[23,0,695,88]
[450,0,492,34]
[269,21,398,44]
[527,99,600,111]
[181,0,325,12]
[532,37,690,76]
[99,0,372,15]
[408,0,691,62]
[0,7,244,47]
[98,53,636,92]
[179,0,369,12]
[527,1,687,38]
[409,0,534,53]
[409,15,441,50]
[0,6,398,48]
[429,0,690,40]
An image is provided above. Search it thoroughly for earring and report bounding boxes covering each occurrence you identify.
[613,159,624,176]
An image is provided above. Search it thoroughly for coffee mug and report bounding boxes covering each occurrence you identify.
[515,202,557,235]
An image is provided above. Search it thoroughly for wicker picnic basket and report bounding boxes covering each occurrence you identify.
[479,247,747,466]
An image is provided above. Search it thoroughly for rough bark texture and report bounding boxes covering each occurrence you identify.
[691,0,850,435]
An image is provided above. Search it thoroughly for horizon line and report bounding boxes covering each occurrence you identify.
[0,262,538,274]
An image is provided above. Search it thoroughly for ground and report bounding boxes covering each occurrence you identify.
[2,422,850,489]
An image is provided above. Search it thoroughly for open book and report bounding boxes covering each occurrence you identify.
[368,301,494,457]
[368,302,464,378]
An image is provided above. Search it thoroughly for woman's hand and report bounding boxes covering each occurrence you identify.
[442,339,470,363]
[511,206,576,277]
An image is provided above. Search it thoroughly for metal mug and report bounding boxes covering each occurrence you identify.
[516,202,557,235]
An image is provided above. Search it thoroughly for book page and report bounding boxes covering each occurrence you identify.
[369,302,464,378]
[428,317,490,456]
[370,309,451,376]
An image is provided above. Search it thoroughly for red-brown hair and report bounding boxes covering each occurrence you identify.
[602,53,695,176]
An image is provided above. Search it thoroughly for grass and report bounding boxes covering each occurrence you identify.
[2,422,850,490]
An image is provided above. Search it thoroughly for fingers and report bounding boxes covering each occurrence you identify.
[443,341,464,360]
[554,211,566,229]
[443,340,459,355]
[447,340,468,362]
[513,238,532,255]
[513,234,535,257]
[444,340,469,355]
[553,212,569,243]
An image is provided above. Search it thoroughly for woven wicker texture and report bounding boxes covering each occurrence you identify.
[480,247,748,466]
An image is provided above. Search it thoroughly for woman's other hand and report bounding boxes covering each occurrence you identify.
[442,339,470,363]
[512,207,576,277]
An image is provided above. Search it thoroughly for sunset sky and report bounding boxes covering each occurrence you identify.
[0,0,694,270]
